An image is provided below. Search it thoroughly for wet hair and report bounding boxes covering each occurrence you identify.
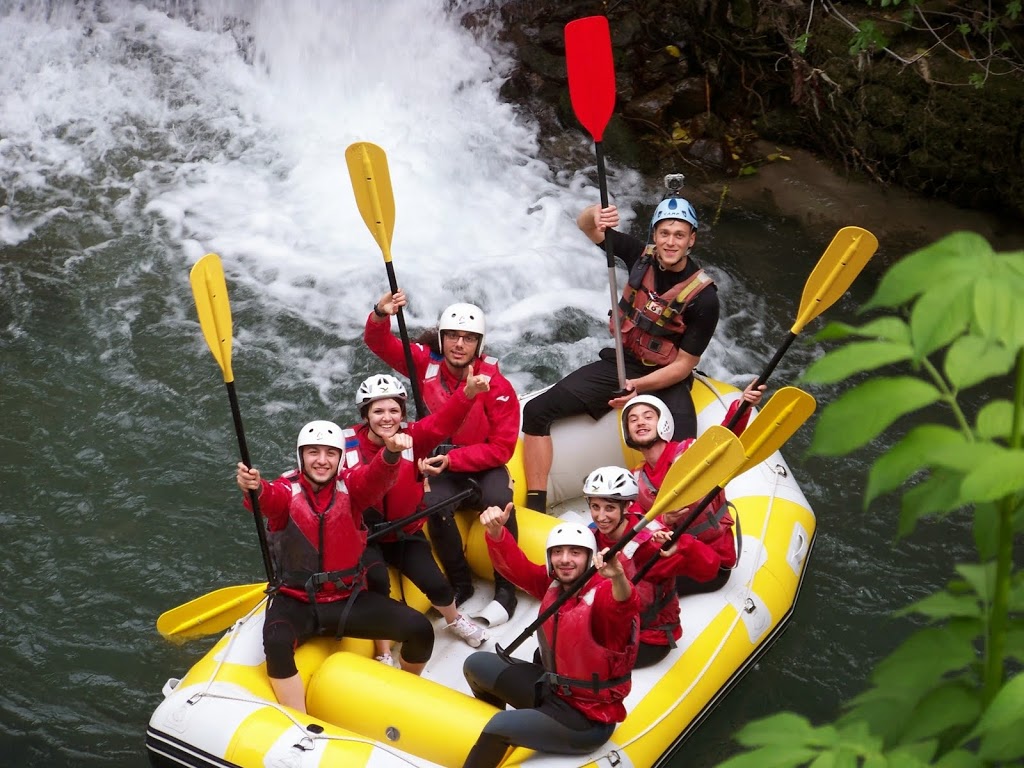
[416,327,441,355]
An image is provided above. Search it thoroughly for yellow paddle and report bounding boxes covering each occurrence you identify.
[632,386,816,582]
[499,425,746,655]
[189,254,274,583]
[157,582,269,642]
[726,226,877,430]
[345,141,427,419]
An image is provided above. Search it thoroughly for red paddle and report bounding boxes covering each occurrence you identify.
[565,15,627,392]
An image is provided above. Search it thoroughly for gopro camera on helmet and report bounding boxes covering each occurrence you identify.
[664,173,686,193]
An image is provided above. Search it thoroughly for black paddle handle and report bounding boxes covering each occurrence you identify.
[630,483,721,584]
[725,331,797,431]
[384,261,429,420]
[366,484,477,543]
[225,381,276,584]
[594,141,627,390]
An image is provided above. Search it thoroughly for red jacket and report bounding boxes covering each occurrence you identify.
[595,515,720,646]
[629,399,751,568]
[487,528,640,723]
[341,390,474,540]
[246,452,399,602]
[364,313,520,473]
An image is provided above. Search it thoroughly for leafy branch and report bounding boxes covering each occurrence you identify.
[818,0,1024,87]
[718,232,1024,767]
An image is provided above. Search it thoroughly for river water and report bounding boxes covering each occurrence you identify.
[0,2,998,766]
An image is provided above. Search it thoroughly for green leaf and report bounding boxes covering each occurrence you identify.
[975,400,1013,439]
[872,625,978,692]
[865,425,965,507]
[715,744,820,768]
[1011,572,1024,611]
[944,335,1015,390]
[968,674,1024,738]
[814,317,910,343]
[933,748,984,768]
[1006,626,1024,663]
[864,234,982,311]
[973,258,1024,347]
[909,280,972,360]
[900,470,965,534]
[896,590,981,621]
[836,720,881,754]
[854,317,914,343]
[954,562,997,602]
[959,448,1024,502]
[971,674,1024,760]
[925,441,1008,474]
[810,377,942,456]
[900,682,981,744]
[887,741,941,763]
[803,341,913,385]
[735,712,838,748]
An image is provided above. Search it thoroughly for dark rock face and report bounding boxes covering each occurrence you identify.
[483,0,1024,220]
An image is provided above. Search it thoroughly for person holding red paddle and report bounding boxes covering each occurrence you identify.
[522,191,720,513]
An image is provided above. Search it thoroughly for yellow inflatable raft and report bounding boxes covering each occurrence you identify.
[147,375,815,768]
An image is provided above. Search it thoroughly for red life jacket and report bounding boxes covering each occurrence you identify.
[420,355,499,446]
[341,425,423,541]
[536,579,639,724]
[594,515,682,647]
[268,470,367,603]
[635,440,733,546]
[613,249,715,367]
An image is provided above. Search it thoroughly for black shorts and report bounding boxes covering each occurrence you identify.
[522,349,696,439]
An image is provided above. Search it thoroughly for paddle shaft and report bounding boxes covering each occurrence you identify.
[225,381,275,583]
[384,272,428,419]
[366,485,477,543]
[725,331,796,430]
[595,142,627,391]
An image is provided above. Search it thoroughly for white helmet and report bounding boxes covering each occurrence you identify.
[438,302,486,354]
[544,522,597,577]
[583,466,639,501]
[621,395,674,449]
[356,374,408,407]
[296,420,345,467]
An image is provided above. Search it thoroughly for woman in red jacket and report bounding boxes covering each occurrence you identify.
[342,374,489,659]
[582,466,721,668]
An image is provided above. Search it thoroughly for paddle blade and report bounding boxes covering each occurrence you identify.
[345,141,396,259]
[565,16,616,142]
[647,425,745,520]
[735,387,816,472]
[157,582,268,642]
[793,226,879,333]
[189,253,234,383]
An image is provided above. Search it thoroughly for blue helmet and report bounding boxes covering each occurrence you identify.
[650,196,699,232]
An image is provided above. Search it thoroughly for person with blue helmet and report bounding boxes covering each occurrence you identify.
[521,186,720,513]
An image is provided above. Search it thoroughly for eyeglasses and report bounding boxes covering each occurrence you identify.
[443,331,480,344]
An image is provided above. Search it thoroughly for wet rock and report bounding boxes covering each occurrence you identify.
[476,0,1024,222]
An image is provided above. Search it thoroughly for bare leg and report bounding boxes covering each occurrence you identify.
[374,638,392,659]
[436,602,459,624]
[270,673,306,714]
[522,434,552,493]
